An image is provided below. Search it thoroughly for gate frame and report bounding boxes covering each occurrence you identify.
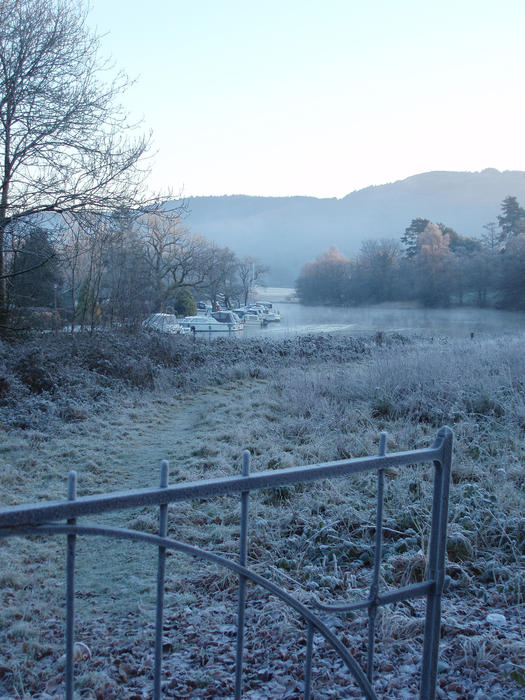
[0,426,453,699]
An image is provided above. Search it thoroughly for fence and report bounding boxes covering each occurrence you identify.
[0,426,453,699]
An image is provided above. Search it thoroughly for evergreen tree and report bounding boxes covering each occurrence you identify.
[173,288,197,316]
[440,225,481,255]
[497,196,525,243]
[498,234,525,309]
[10,227,62,306]
[401,218,429,258]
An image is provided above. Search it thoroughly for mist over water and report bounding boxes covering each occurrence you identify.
[240,288,525,339]
[194,288,524,339]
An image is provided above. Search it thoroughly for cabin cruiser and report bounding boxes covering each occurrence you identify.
[261,308,281,323]
[233,308,265,326]
[142,313,189,334]
[248,303,281,323]
[180,311,243,333]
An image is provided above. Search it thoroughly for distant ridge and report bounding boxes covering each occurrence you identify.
[178,169,525,285]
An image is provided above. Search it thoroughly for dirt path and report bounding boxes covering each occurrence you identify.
[0,378,269,646]
[40,379,272,616]
[0,378,267,507]
[96,378,267,489]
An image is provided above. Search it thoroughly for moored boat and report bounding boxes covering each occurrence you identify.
[248,303,281,323]
[233,308,265,326]
[142,313,189,334]
[180,311,243,333]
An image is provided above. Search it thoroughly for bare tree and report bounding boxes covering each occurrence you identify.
[200,245,239,309]
[295,246,353,305]
[140,212,211,311]
[238,255,268,306]
[481,222,499,253]
[101,211,152,328]
[357,239,400,303]
[414,223,452,306]
[0,0,155,323]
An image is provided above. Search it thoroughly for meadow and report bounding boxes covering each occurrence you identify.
[0,329,523,698]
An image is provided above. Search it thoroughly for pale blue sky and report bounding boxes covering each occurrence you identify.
[89,0,525,198]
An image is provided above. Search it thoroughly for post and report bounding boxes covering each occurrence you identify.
[304,621,315,699]
[367,432,387,682]
[154,460,169,699]
[420,427,453,699]
[65,471,77,700]
[234,450,250,700]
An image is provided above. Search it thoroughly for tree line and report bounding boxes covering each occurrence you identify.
[295,195,525,310]
[7,211,267,330]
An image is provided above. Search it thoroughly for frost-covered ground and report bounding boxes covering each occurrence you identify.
[0,330,523,698]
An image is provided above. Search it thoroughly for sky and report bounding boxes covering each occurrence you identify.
[88,0,525,199]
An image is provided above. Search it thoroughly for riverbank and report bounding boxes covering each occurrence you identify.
[0,330,523,697]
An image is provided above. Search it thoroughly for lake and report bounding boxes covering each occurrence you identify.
[238,288,525,339]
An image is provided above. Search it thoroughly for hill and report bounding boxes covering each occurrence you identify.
[179,169,525,284]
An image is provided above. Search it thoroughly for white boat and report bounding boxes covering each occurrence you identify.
[180,311,243,333]
[248,304,281,323]
[142,313,189,334]
[233,308,265,326]
[261,309,281,323]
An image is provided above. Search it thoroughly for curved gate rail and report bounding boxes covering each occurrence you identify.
[0,426,453,699]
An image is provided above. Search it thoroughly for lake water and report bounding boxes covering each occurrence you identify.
[236,288,525,339]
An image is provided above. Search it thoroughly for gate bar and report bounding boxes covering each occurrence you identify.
[234,450,251,700]
[65,470,77,700]
[420,430,452,699]
[154,460,169,698]
[367,432,387,681]
[304,621,315,699]
[0,444,447,528]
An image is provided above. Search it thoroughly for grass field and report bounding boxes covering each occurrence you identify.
[0,330,523,698]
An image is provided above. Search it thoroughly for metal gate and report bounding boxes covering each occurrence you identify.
[0,426,453,699]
